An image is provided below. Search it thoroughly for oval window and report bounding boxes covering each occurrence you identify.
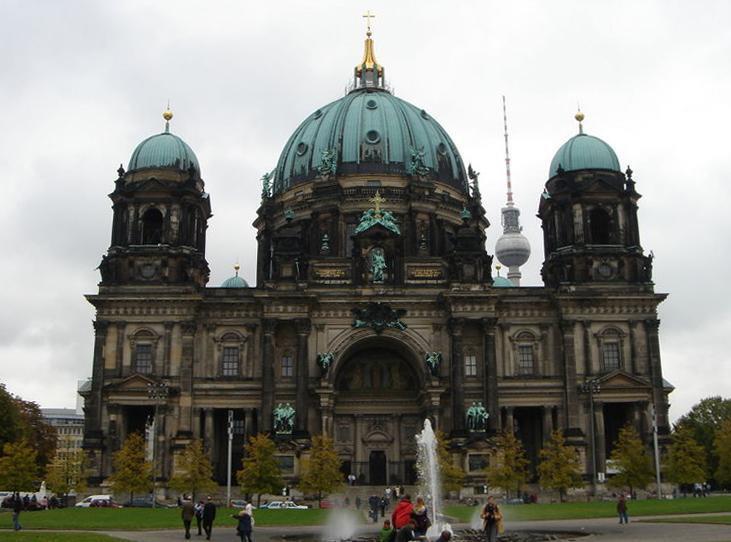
[437,142,447,155]
[296,142,308,156]
[313,109,322,119]
[366,99,378,110]
[420,109,429,119]
[365,130,381,144]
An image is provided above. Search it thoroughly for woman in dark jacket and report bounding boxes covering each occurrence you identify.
[233,509,253,542]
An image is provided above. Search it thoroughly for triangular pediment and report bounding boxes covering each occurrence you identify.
[107,373,158,392]
[595,370,651,389]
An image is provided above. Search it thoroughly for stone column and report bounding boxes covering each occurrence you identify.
[295,318,311,436]
[177,321,196,435]
[115,321,126,377]
[542,405,554,442]
[628,321,638,374]
[261,319,277,432]
[582,321,593,376]
[449,318,466,435]
[84,320,109,453]
[559,321,581,434]
[644,319,669,432]
[162,321,173,376]
[204,408,215,462]
[504,407,515,434]
[594,402,606,476]
[481,318,500,433]
[192,408,201,440]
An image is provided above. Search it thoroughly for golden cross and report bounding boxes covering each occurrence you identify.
[370,190,385,216]
[362,10,375,35]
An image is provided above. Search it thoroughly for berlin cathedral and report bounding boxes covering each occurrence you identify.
[82,24,671,493]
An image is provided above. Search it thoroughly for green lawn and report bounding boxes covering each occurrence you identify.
[0,507,331,531]
[444,496,731,522]
[643,514,731,525]
[0,534,129,542]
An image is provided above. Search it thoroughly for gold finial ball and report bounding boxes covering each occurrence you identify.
[575,111,585,123]
[163,109,174,121]
[234,263,241,272]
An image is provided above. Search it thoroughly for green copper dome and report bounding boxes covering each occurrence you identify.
[549,133,620,178]
[128,131,200,173]
[274,88,467,193]
[492,276,513,288]
[220,274,249,288]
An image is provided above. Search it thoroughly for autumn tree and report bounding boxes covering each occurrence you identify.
[538,430,582,502]
[607,424,653,494]
[714,419,731,487]
[108,432,152,502]
[46,443,88,501]
[298,435,342,506]
[665,424,707,494]
[236,433,283,507]
[0,441,38,491]
[676,396,731,481]
[485,430,529,498]
[0,384,22,452]
[15,397,57,469]
[169,439,217,501]
[436,430,465,494]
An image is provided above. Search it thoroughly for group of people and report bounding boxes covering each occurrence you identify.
[180,495,217,540]
[378,494,446,542]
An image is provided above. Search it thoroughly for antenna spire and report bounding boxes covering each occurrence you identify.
[502,95,513,206]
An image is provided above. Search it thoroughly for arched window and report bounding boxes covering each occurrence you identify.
[596,327,625,372]
[589,207,612,244]
[129,329,158,375]
[215,331,248,378]
[511,330,539,376]
[141,208,163,245]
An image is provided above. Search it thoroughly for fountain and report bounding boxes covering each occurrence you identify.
[415,418,451,539]
[321,508,360,541]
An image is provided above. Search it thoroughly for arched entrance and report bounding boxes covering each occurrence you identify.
[331,336,427,485]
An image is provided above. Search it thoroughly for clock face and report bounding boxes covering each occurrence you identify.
[139,263,157,279]
[597,262,613,279]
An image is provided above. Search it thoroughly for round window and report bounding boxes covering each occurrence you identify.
[421,109,429,119]
[296,142,308,156]
[437,142,447,155]
[365,130,381,144]
[313,109,322,119]
[366,99,378,110]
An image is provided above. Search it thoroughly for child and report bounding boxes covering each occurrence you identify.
[379,519,396,542]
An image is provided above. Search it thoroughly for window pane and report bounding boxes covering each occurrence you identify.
[135,344,152,374]
[464,354,477,377]
[222,346,239,376]
[602,342,621,371]
[282,355,294,377]
[517,345,534,375]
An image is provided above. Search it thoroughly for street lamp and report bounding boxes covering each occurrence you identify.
[581,379,601,492]
[147,382,169,509]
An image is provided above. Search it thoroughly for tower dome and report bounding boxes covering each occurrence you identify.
[220,264,249,288]
[272,31,466,194]
[128,109,200,173]
[549,113,620,178]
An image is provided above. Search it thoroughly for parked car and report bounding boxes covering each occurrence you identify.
[260,500,308,510]
[75,495,118,508]
[122,496,172,508]
[230,499,250,509]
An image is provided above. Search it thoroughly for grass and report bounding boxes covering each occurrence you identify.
[0,534,129,541]
[0,507,331,531]
[642,514,731,525]
[444,496,731,523]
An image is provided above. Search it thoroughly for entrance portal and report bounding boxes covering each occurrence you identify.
[369,450,387,485]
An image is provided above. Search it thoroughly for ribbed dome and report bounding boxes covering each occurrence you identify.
[128,131,200,173]
[220,275,249,288]
[549,133,620,178]
[492,276,513,288]
[274,88,467,194]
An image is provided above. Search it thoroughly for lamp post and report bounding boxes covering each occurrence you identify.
[227,409,234,508]
[147,382,169,509]
[651,404,662,499]
[581,379,601,493]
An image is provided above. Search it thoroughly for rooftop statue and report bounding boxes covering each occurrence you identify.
[317,352,334,375]
[273,403,295,434]
[466,401,488,432]
[425,351,442,377]
[354,191,401,236]
[407,146,430,177]
[370,248,386,283]
[318,148,338,177]
[261,169,274,200]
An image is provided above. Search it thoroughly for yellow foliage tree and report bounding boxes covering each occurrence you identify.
[485,431,529,498]
[169,439,217,501]
[298,435,342,506]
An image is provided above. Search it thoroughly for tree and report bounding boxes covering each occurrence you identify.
[538,430,582,502]
[0,441,38,491]
[236,433,283,506]
[0,384,22,452]
[436,430,465,494]
[665,424,707,493]
[108,432,152,501]
[676,396,731,481]
[484,430,529,498]
[169,440,217,501]
[714,419,731,487]
[46,444,88,501]
[14,397,57,470]
[607,424,654,494]
[298,435,342,507]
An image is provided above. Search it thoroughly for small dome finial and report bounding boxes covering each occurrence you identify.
[354,10,385,90]
[575,106,585,134]
[234,263,240,276]
[163,101,173,132]
[495,264,502,276]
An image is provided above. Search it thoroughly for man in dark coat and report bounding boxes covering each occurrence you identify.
[12,493,22,531]
[180,495,195,539]
[202,495,217,540]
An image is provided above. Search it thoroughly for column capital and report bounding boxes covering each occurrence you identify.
[116,320,128,330]
[559,320,575,334]
[93,319,110,333]
[295,318,312,336]
[448,317,466,336]
[644,319,661,331]
[263,318,278,336]
[181,321,197,336]
[163,321,175,331]
[480,317,498,334]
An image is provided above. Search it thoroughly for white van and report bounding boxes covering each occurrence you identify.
[75,494,115,508]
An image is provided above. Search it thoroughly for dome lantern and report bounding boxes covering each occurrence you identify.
[354,10,385,90]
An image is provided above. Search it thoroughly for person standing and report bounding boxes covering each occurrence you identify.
[391,494,414,530]
[411,496,431,537]
[480,496,503,542]
[202,495,217,540]
[233,508,253,542]
[617,494,629,524]
[181,495,195,540]
[194,500,204,536]
[11,492,22,531]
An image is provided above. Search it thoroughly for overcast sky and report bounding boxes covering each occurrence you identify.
[0,1,729,422]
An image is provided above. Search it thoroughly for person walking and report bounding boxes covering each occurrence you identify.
[391,494,414,530]
[480,496,503,542]
[411,496,431,537]
[11,492,22,531]
[181,495,195,540]
[617,494,629,524]
[202,495,217,540]
[233,508,253,542]
[194,500,204,536]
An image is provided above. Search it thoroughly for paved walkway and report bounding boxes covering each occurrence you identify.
[100,514,731,542]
